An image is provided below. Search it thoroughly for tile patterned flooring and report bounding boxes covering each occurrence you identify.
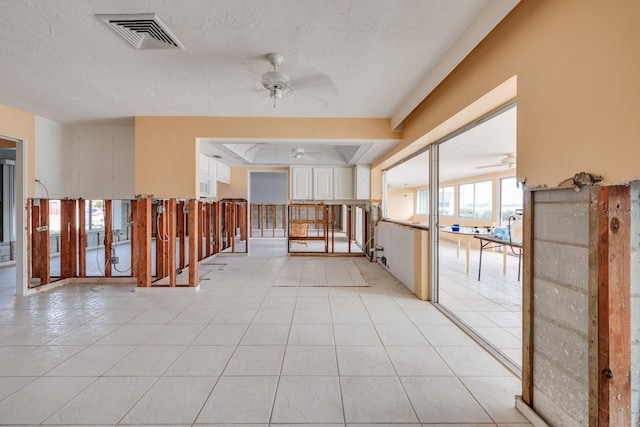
[438,240,523,367]
[0,239,531,426]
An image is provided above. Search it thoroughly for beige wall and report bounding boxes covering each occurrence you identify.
[0,104,35,196]
[135,116,400,198]
[375,0,640,189]
[386,187,416,220]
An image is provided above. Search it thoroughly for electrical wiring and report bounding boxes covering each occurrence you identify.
[34,179,50,199]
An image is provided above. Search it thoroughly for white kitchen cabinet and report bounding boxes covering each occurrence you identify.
[199,153,209,174]
[290,167,313,200]
[216,161,231,184]
[333,167,353,200]
[313,167,333,200]
[354,164,371,200]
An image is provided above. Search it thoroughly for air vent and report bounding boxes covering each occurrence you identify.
[96,13,185,50]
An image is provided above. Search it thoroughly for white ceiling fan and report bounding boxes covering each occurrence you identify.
[261,53,336,108]
[289,146,322,160]
[476,153,516,169]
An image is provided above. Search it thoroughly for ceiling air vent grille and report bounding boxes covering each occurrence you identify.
[96,13,185,50]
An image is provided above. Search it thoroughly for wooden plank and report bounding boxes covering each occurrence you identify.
[37,199,50,285]
[177,201,186,268]
[104,200,112,277]
[347,205,352,253]
[78,199,87,277]
[522,189,534,405]
[205,202,212,257]
[214,202,221,254]
[69,200,77,277]
[30,201,40,282]
[130,200,137,278]
[282,204,287,237]
[588,187,600,426]
[59,200,72,278]
[199,201,205,260]
[188,199,198,287]
[26,199,32,285]
[168,199,177,287]
[598,186,611,425]
[163,200,170,276]
[134,197,152,287]
[598,185,631,426]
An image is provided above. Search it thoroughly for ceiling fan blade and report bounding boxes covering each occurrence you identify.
[290,71,338,94]
[475,164,503,169]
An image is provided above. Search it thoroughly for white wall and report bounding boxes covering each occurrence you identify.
[66,124,134,199]
[34,116,69,198]
[376,220,415,293]
[34,118,135,200]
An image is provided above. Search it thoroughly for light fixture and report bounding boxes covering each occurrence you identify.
[262,53,291,108]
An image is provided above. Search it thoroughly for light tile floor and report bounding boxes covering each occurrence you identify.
[0,238,531,426]
[438,239,523,368]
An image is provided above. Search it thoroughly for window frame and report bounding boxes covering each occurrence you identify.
[457,179,493,219]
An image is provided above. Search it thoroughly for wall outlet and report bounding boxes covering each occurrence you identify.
[36,225,48,232]
[109,257,119,265]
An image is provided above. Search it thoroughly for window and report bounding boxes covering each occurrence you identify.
[499,177,523,226]
[85,200,105,230]
[458,180,492,218]
[415,189,428,214]
[439,186,454,216]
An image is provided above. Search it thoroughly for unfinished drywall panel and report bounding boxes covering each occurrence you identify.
[531,188,591,427]
[375,220,416,294]
[631,182,640,425]
[34,116,69,198]
[68,124,134,199]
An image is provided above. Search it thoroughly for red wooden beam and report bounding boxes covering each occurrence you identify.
[134,197,152,287]
[188,199,198,286]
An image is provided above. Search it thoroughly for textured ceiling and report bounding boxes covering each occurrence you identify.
[0,0,518,167]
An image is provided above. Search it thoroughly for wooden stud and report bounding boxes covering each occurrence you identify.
[130,200,137,278]
[347,205,352,253]
[188,199,198,287]
[205,202,212,257]
[214,201,221,254]
[598,186,631,426]
[522,189,534,405]
[34,199,50,285]
[282,204,287,237]
[164,200,170,276]
[134,197,152,287]
[104,200,112,277]
[26,199,32,285]
[78,199,87,277]
[588,186,600,426]
[69,200,77,277]
[230,201,236,253]
[59,200,73,278]
[168,199,177,287]
[272,204,276,238]
[177,201,186,268]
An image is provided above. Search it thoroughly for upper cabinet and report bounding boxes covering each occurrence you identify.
[333,167,353,200]
[290,167,313,200]
[216,161,230,184]
[354,165,370,200]
[313,168,333,200]
[290,166,370,201]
